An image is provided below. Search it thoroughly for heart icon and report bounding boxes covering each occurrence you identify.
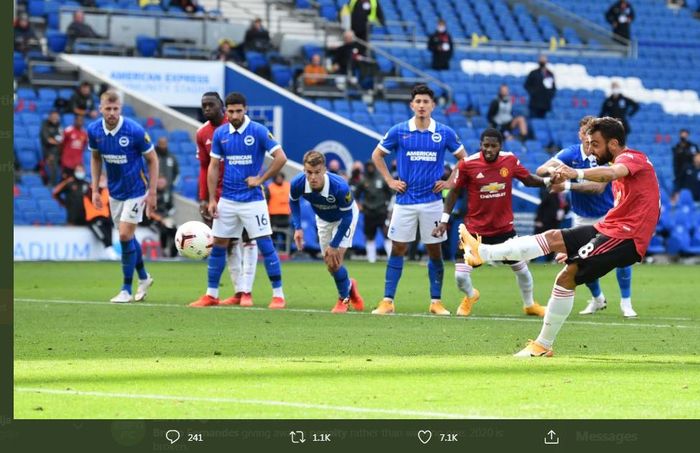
[417,430,432,444]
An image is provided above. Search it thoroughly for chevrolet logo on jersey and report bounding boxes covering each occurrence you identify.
[480,182,506,193]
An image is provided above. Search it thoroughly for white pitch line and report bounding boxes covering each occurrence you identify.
[14,298,699,330]
[14,387,495,419]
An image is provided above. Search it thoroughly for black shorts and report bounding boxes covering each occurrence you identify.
[464,230,519,265]
[363,211,387,240]
[561,225,641,285]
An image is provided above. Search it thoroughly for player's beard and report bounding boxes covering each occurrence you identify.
[230,118,243,129]
[597,145,614,165]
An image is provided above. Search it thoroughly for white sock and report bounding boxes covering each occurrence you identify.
[227,242,242,292]
[366,239,377,263]
[273,286,284,298]
[240,240,258,293]
[535,285,575,348]
[206,287,219,298]
[454,263,475,297]
[620,297,632,307]
[594,293,606,304]
[383,238,392,256]
[511,261,534,307]
[480,234,549,262]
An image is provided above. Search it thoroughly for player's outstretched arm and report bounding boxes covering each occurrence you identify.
[553,163,629,184]
[535,159,561,177]
[520,173,549,188]
[371,147,406,193]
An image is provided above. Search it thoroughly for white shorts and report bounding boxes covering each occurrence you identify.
[212,198,273,239]
[109,194,146,226]
[388,199,446,244]
[572,213,603,227]
[316,203,359,250]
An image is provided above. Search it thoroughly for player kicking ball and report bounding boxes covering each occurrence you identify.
[290,151,364,313]
[433,128,549,317]
[88,90,158,303]
[460,118,659,357]
[537,115,636,318]
[190,92,287,309]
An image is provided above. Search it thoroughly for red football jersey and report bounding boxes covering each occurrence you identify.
[594,149,660,257]
[196,120,225,201]
[454,151,531,236]
[61,125,88,170]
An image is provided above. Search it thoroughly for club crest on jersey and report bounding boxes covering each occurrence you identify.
[499,167,509,177]
[431,132,442,143]
[119,136,130,147]
[244,135,255,146]
[326,195,336,203]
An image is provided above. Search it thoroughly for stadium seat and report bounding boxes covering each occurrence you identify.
[245,51,268,72]
[136,35,159,57]
[271,64,293,88]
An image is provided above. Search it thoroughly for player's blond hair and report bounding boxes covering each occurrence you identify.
[100,90,121,104]
[579,115,595,128]
[303,150,325,167]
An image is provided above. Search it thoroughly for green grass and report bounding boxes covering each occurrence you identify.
[13,261,700,419]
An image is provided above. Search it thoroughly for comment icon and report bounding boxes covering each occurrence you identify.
[165,429,181,445]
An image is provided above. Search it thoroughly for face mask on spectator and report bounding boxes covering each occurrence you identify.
[437,25,446,33]
[74,170,86,180]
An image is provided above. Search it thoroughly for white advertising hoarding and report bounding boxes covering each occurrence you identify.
[14,226,159,261]
[67,55,224,107]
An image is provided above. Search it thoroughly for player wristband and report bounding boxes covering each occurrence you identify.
[543,177,551,187]
[440,212,450,224]
[564,180,572,191]
[576,169,585,181]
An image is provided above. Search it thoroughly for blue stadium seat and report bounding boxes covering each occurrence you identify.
[245,51,268,72]
[20,173,43,187]
[46,30,67,53]
[271,64,293,87]
[168,130,191,144]
[17,88,37,101]
[17,151,39,170]
[135,35,159,57]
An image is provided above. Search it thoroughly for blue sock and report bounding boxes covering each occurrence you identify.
[332,266,351,299]
[257,236,282,289]
[586,279,602,298]
[428,258,444,300]
[384,255,404,299]
[120,239,136,293]
[617,266,632,299]
[132,238,148,280]
[207,245,227,292]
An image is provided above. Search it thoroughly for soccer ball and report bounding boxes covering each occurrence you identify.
[175,221,213,259]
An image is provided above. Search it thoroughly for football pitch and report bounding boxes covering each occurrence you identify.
[13,261,700,419]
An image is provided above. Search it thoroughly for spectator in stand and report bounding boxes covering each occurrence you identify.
[427,19,454,71]
[673,129,700,194]
[600,81,639,136]
[328,159,347,180]
[303,54,328,86]
[14,12,40,54]
[487,84,529,141]
[348,160,364,195]
[524,54,556,119]
[40,111,64,186]
[148,176,178,257]
[85,173,119,259]
[155,136,180,192]
[243,18,272,53]
[212,38,244,63]
[355,161,392,263]
[680,154,700,201]
[52,164,89,225]
[265,173,291,229]
[169,0,203,14]
[60,114,88,174]
[139,0,162,8]
[331,30,362,76]
[349,0,384,51]
[66,10,102,52]
[70,82,98,119]
[606,0,635,43]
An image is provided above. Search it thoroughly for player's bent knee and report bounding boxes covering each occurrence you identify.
[555,265,577,290]
[544,229,565,252]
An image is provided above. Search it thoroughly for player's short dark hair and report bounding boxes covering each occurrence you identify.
[225,92,247,107]
[202,91,223,105]
[303,150,325,167]
[480,127,504,145]
[579,115,595,128]
[586,117,626,147]
[410,84,435,101]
